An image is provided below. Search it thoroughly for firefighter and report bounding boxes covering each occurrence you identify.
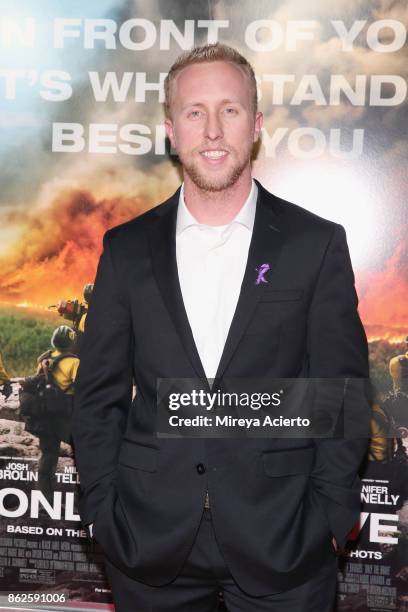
[389,336,408,394]
[48,283,94,339]
[36,325,80,503]
[368,402,393,462]
[0,352,12,399]
[77,283,94,334]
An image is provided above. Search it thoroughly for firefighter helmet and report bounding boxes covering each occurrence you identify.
[83,283,94,304]
[51,325,76,350]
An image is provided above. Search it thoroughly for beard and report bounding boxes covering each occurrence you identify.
[178,145,252,193]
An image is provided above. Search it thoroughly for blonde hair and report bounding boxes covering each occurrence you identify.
[164,42,258,119]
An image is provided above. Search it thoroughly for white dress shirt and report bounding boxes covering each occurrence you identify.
[176,179,258,380]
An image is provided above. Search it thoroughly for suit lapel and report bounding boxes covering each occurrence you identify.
[214,180,285,381]
[148,188,208,382]
[148,179,286,384]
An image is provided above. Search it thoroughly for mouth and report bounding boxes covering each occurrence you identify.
[199,149,229,165]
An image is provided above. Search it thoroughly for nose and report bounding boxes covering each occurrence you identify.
[203,110,223,141]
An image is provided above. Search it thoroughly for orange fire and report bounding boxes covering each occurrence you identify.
[0,188,151,305]
[0,187,407,343]
[357,239,407,342]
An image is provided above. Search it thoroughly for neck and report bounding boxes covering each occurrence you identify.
[182,167,253,226]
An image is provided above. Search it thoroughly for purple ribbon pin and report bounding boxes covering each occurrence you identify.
[255,263,270,285]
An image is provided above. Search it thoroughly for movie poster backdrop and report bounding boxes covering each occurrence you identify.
[0,1,407,610]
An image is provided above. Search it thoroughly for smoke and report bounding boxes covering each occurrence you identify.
[358,239,408,340]
[0,188,150,305]
[0,140,181,305]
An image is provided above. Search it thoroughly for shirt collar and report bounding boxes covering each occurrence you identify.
[176,178,258,236]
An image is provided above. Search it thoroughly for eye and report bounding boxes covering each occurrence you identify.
[188,110,202,119]
[224,107,238,115]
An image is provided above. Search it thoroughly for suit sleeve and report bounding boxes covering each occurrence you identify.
[307,223,370,549]
[71,230,133,529]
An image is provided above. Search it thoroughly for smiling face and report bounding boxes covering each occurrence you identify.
[164,60,263,193]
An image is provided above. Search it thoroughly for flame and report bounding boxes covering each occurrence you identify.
[0,185,406,343]
[357,239,408,343]
[0,188,151,305]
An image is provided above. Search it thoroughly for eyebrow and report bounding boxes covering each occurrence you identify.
[181,99,242,110]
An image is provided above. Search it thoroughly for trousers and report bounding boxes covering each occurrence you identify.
[102,507,338,612]
[38,433,61,503]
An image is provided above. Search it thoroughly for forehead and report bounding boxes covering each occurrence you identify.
[172,60,250,105]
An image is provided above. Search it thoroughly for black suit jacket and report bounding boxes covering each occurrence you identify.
[71,178,370,595]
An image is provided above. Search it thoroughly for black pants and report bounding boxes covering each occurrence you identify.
[102,507,338,612]
[38,433,61,502]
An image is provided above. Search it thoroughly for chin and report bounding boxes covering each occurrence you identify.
[184,162,247,193]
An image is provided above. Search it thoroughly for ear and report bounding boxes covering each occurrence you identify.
[164,118,177,150]
[253,111,263,142]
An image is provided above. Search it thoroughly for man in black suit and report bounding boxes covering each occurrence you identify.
[71,43,370,611]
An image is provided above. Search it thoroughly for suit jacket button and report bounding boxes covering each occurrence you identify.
[196,463,206,474]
